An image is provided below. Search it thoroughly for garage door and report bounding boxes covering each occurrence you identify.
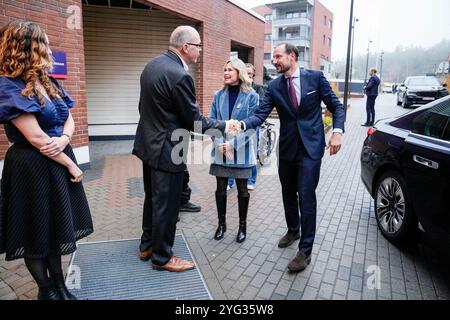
[83,5,198,125]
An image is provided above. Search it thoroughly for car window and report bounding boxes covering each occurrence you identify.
[406,77,440,86]
[411,100,450,139]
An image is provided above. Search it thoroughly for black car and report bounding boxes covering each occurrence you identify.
[396,76,448,108]
[361,95,450,248]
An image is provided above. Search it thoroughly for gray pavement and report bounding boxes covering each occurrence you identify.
[1,93,450,300]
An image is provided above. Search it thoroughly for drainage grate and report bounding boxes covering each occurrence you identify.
[66,235,211,300]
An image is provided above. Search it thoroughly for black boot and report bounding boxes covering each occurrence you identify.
[37,283,60,300]
[236,192,250,243]
[214,191,227,240]
[51,273,77,300]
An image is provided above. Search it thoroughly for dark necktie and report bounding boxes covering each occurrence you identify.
[288,77,299,113]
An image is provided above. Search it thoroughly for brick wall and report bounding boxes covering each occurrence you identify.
[146,0,265,114]
[252,5,272,64]
[311,0,333,70]
[0,0,88,159]
[0,0,264,159]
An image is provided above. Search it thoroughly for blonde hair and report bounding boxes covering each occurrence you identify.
[223,58,253,92]
[0,20,65,107]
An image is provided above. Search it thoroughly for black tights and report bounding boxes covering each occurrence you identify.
[24,253,63,288]
[216,177,248,195]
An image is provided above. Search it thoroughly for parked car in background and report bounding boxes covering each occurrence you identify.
[361,95,450,249]
[382,82,393,93]
[397,76,448,108]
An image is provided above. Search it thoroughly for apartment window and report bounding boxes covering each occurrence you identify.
[264,53,271,60]
[323,35,326,45]
[320,65,325,71]
[324,16,327,25]
[264,14,272,21]
[329,19,333,29]
[328,37,332,47]
[264,34,272,41]
[286,11,300,19]
[285,32,299,39]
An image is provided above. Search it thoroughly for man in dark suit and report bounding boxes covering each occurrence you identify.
[238,43,345,272]
[362,68,380,126]
[133,26,236,272]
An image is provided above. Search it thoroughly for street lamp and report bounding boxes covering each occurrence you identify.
[349,17,359,85]
[364,40,373,83]
[342,0,355,119]
[379,51,384,90]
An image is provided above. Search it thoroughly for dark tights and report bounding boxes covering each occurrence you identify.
[216,177,248,195]
[24,253,63,288]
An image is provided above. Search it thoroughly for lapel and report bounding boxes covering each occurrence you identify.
[219,88,229,120]
[279,75,297,118]
[230,91,245,119]
[300,68,307,102]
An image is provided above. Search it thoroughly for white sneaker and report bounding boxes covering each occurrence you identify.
[227,185,231,191]
[247,184,255,190]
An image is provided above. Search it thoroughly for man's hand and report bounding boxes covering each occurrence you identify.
[40,136,70,157]
[226,120,241,136]
[326,132,342,156]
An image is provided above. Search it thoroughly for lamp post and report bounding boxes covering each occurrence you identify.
[349,17,359,85]
[379,51,384,92]
[364,40,373,84]
[342,0,354,119]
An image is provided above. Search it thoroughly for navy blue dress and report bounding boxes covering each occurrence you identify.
[0,76,93,261]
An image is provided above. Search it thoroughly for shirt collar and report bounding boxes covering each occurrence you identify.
[171,50,189,71]
[284,67,300,79]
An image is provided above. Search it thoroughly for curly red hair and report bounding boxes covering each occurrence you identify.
[0,20,65,106]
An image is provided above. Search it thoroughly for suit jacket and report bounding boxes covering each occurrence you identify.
[133,50,226,172]
[243,69,345,161]
[209,87,258,168]
[365,75,380,96]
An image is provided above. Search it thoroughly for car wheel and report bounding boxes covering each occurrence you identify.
[401,95,409,108]
[374,170,416,244]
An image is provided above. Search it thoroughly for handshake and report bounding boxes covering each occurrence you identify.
[225,119,243,136]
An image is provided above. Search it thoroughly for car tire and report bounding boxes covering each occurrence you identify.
[374,170,416,244]
[401,95,409,108]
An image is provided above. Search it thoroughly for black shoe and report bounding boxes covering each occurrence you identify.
[278,232,300,248]
[179,201,201,212]
[37,284,61,300]
[214,224,226,240]
[361,123,370,127]
[51,274,77,300]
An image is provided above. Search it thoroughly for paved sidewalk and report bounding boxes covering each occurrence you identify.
[1,94,450,300]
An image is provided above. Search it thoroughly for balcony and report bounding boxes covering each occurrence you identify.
[272,17,311,28]
[272,37,310,48]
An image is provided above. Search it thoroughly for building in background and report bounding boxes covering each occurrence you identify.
[253,0,333,78]
[0,0,264,174]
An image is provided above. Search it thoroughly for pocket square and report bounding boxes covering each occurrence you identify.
[306,90,317,95]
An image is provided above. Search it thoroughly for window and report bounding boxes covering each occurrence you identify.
[265,14,272,21]
[324,16,327,25]
[329,19,333,29]
[328,37,332,47]
[264,34,271,41]
[411,100,450,139]
[264,53,272,60]
[320,65,325,71]
[286,32,299,39]
[286,11,299,19]
[323,35,326,45]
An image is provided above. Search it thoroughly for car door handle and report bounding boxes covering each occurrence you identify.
[413,155,439,169]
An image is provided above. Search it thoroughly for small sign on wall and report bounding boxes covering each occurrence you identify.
[49,52,67,79]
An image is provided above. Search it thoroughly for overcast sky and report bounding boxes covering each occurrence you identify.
[236,0,450,60]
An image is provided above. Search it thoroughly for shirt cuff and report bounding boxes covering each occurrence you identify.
[332,128,343,134]
[225,121,229,134]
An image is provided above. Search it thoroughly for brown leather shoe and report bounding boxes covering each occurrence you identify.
[278,232,300,248]
[288,251,311,272]
[152,256,195,272]
[139,247,152,261]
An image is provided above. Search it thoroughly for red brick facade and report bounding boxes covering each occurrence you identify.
[310,0,333,70]
[0,0,264,161]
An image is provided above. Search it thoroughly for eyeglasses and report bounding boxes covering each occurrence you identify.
[186,42,202,48]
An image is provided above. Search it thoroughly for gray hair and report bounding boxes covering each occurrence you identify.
[169,26,198,48]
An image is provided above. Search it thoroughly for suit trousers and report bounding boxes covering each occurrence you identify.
[278,142,321,256]
[366,95,377,124]
[139,163,184,266]
[180,170,191,205]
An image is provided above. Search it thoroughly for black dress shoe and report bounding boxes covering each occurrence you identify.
[179,201,201,212]
[51,274,77,300]
[37,284,61,300]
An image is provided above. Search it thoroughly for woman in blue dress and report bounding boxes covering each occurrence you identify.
[0,20,93,300]
[209,58,258,243]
